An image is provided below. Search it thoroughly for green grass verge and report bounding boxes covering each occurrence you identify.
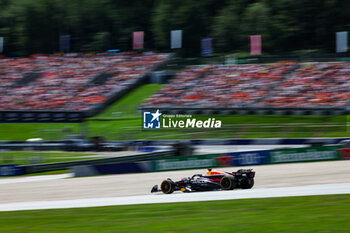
[86,114,349,140]
[0,84,163,140]
[0,195,349,232]
[91,84,164,120]
[0,151,99,165]
[0,84,349,140]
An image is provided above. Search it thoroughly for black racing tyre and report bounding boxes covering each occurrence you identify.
[160,179,175,194]
[220,176,237,190]
[241,178,254,189]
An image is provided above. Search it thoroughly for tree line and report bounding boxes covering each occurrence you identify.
[0,0,349,57]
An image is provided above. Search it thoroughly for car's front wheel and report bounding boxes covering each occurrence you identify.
[160,179,175,194]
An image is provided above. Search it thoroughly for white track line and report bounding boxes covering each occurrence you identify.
[1,183,350,212]
[0,173,72,185]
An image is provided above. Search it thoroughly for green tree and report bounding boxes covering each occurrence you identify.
[84,31,111,52]
[0,0,350,56]
[241,2,270,51]
[212,2,240,52]
[152,1,173,50]
[152,0,214,56]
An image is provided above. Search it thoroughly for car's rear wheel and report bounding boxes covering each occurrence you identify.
[241,178,254,189]
[220,176,237,190]
[161,179,175,194]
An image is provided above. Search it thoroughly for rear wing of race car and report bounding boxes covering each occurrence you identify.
[232,169,255,178]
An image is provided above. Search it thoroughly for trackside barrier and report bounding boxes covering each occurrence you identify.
[74,152,268,177]
[13,146,345,176]
[214,150,268,167]
[1,138,348,151]
[269,145,342,164]
[153,154,219,171]
[151,146,342,173]
[227,150,269,166]
[0,165,24,176]
[129,138,349,146]
[337,148,350,159]
[72,161,152,177]
[22,150,174,174]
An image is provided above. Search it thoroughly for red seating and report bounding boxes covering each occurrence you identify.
[0,52,168,111]
[144,62,350,108]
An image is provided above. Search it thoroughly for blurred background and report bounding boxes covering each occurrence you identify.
[0,0,349,168]
[0,2,350,232]
[0,0,348,56]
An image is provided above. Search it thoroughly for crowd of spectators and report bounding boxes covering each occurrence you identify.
[0,52,168,111]
[144,62,298,107]
[144,62,350,109]
[2,56,349,111]
[261,63,350,108]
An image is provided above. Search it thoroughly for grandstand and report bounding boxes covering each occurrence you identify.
[0,52,169,113]
[2,55,349,120]
[143,62,350,115]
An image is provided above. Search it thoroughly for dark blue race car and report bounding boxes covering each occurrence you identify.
[151,168,255,194]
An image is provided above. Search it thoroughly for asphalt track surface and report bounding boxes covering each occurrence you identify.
[1,183,350,211]
[1,160,350,211]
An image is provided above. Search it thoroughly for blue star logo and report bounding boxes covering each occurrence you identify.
[143,110,162,129]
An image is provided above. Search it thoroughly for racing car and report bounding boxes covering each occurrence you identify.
[151,168,255,194]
